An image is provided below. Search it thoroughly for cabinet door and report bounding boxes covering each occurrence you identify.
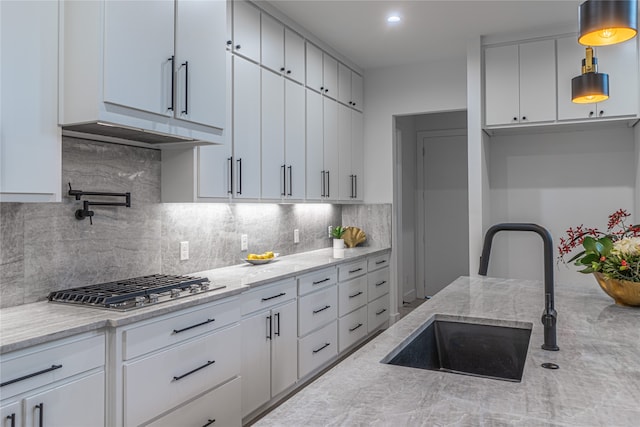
[23,371,104,427]
[306,43,324,93]
[232,0,260,62]
[338,104,353,201]
[322,54,339,99]
[0,0,60,201]
[351,110,364,201]
[241,311,272,417]
[484,44,519,126]
[519,39,556,123]
[174,0,226,129]
[271,300,298,398]
[0,401,21,427]
[104,1,174,116]
[261,13,284,74]
[233,57,261,199]
[337,63,352,106]
[306,89,324,200]
[261,69,285,200]
[596,40,638,118]
[323,98,339,200]
[351,72,364,112]
[284,29,305,84]
[557,36,594,120]
[285,81,306,200]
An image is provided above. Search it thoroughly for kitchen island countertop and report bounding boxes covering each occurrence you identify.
[256,276,640,426]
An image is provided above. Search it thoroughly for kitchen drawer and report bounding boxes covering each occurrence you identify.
[241,278,297,315]
[368,293,390,333]
[298,285,337,337]
[0,332,104,399]
[298,321,337,379]
[338,259,367,282]
[368,252,390,272]
[123,297,240,360]
[124,324,241,427]
[338,305,368,353]
[337,276,367,317]
[297,267,337,296]
[147,377,241,427]
[368,267,390,302]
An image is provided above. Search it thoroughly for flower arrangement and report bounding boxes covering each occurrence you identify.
[558,209,640,283]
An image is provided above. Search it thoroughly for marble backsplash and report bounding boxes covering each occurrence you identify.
[0,137,391,308]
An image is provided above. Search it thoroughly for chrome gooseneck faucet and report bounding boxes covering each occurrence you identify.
[478,223,559,351]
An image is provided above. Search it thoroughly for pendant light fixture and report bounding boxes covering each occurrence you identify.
[578,0,638,46]
[571,47,609,103]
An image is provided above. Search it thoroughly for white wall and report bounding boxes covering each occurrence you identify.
[486,125,637,286]
[636,125,640,217]
[363,58,467,203]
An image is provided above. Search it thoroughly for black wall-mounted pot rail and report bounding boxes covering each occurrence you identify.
[68,183,131,224]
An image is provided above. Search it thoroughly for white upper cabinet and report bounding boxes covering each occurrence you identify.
[306,90,324,200]
[323,98,339,200]
[557,36,638,121]
[261,69,286,199]
[232,0,260,62]
[1,0,61,202]
[338,106,364,201]
[306,42,338,99]
[484,39,556,126]
[284,81,307,200]
[337,63,364,112]
[322,54,339,100]
[261,13,285,74]
[284,29,306,84]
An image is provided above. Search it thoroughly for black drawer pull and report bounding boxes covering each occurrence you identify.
[262,292,286,302]
[36,403,43,427]
[313,305,331,314]
[349,323,363,332]
[173,360,215,381]
[375,260,387,265]
[1,364,62,387]
[6,413,15,427]
[375,280,387,287]
[312,342,330,354]
[312,278,330,285]
[376,308,387,316]
[348,291,363,299]
[348,267,363,274]
[203,419,216,427]
[173,318,215,334]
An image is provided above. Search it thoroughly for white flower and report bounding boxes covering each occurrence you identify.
[612,237,640,256]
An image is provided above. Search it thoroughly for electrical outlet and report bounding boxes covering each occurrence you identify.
[180,241,189,261]
[241,234,248,251]
[328,226,333,238]
[294,229,300,244]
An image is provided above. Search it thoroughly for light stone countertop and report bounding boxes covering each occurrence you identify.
[256,276,640,427]
[0,247,389,354]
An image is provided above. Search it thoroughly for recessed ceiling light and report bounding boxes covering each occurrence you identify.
[387,15,401,23]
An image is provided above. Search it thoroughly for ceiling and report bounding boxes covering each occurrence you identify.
[265,0,582,70]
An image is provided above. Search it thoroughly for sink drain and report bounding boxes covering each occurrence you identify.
[541,362,559,370]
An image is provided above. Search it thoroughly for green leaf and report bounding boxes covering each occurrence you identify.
[582,236,597,253]
[567,250,586,263]
[580,253,598,264]
[599,237,613,255]
[577,266,594,273]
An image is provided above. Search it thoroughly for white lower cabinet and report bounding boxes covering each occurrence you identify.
[147,377,241,427]
[0,332,105,427]
[298,285,338,337]
[241,280,298,418]
[368,293,391,334]
[338,305,368,353]
[298,320,338,379]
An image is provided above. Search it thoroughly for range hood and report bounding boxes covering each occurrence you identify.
[62,121,219,150]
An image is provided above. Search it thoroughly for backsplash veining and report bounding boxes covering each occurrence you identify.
[0,138,391,308]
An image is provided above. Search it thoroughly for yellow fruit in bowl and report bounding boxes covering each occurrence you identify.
[247,254,258,260]
[265,251,274,259]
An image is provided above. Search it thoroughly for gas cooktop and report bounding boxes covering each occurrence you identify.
[48,274,225,311]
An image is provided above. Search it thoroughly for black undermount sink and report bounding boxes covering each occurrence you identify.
[382,315,532,382]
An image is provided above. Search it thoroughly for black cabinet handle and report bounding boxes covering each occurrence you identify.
[348,291,363,299]
[320,86,324,91]
[321,170,325,197]
[349,323,363,332]
[236,44,241,50]
[262,292,286,301]
[266,315,272,340]
[349,267,363,274]
[521,116,526,121]
[375,260,387,265]
[280,67,285,72]
[286,70,291,74]
[36,403,43,427]
[168,55,175,111]
[312,278,330,285]
[512,117,517,121]
[313,305,331,314]
[1,364,62,387]
[287,165,292,196]
[203,419,216,427]
[589,111,594,117]
[599,110,604,116]
[6,413,15,427]
[326,170,330,197]
[274,312,281,336]
[354,175,357,198]
[173,318,215,334]
[226,40,232,46]
[181,61,189,115]
[227,157,233,194]
[173,360,215,381]
[281,164,286,196]
[236,158,242,195]
[312,342,330,354]
[325,88,329,93]
[375,280,387,287]
[376,308,387,316]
